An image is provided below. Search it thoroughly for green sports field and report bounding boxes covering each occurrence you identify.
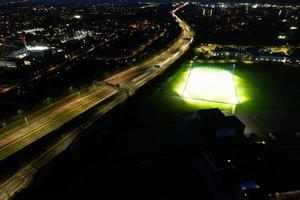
[145,60,300,116]
[178,62,239,104]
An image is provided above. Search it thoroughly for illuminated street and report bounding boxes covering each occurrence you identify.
[0,3,193,162]
[1,1,300,200]
[0,87,118,161]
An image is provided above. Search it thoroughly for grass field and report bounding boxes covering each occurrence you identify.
[180,62,238,104]
[143,59,300,117]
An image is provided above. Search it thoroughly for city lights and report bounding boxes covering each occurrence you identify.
[73,15,81,19]
[278,35,287,39]
[26,46,49,51]
[0,1,299,199]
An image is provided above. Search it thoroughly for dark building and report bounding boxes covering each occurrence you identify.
[0,57,26,69]
[197,108,245,142]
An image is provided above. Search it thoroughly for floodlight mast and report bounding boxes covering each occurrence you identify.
[232,64,236,74]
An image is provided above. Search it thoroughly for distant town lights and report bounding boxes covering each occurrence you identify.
[24,60,31,66]
[290,26,298,30]
[27,46,49,51]
[278,35,287,40]
[73,15,81,19]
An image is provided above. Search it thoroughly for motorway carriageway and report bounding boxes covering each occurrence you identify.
[0,2,194,163]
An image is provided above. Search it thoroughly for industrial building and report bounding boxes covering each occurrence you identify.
[197,108,245,142]
[0,45,53,70]
[0,45,31,69]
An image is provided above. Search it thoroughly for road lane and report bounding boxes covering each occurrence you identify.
[0,87,118,161]
[0,2,193,162]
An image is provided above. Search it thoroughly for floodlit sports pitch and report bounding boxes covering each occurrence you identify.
[152,59,300,116]
[175,62,239,105]
[182,64,238,104]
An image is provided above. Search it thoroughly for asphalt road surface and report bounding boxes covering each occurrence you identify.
[0,2,194,162]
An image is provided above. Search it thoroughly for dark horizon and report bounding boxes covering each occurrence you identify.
[1,0,300,4]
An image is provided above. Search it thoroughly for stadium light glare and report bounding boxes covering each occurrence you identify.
[182,65,239,104]
[171,61,249,112]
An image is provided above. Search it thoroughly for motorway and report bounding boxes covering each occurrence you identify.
[0,2,194,162]
[0,87,118,161]
[0,92,127,200]
[104,3,193,91]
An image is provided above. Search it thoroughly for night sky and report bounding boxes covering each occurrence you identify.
[1,0,300,4]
